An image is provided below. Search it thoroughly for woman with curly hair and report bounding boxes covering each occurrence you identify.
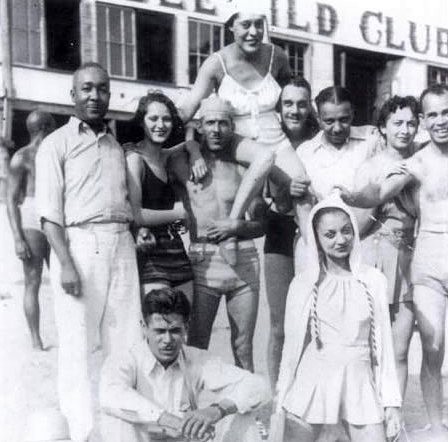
[125,91,194,298]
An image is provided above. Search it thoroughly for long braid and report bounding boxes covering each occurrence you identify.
[358,280,379,367]
[310,283,322,349]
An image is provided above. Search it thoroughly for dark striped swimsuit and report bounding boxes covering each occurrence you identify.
[136,157,193,286]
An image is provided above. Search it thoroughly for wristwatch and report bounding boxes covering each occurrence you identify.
[209,403,227,418]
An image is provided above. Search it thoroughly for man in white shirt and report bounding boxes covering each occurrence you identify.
[100,287,270,442]
[35,62,141,442]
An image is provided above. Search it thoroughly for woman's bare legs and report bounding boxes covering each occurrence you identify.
[343,422,386,442]
[283,414,322,442]
[390,300,415,398]
[217,139,311,266]
[230,139,311,232]
[265,253,294,390]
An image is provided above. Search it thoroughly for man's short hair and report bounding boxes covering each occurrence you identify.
[419,83,448,110]
[142,288,190,324]
[276,76,312,113]
[73,62,109,85]
[315,86,353,112]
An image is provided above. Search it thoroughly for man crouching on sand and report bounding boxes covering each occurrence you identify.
[99,287,270,442]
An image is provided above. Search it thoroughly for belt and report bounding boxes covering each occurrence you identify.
[189,239,255,253]
[67,222,130,233]
[373,227,414,247]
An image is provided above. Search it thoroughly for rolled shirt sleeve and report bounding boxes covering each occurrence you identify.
[99,352,164,425]
[198,356,271,413]
[35,132,66,227]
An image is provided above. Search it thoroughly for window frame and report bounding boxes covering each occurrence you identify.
[428,65,448,86]
[97,3,137,80]
[271,37,307,79]
[11,0,46,68]
[188,17,224,85]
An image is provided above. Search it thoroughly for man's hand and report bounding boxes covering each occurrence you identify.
[190,157,208,184]
[290,177,310,198]
[384,407,401,440]
[185,140,208,183]
[156,412,183,439]
[14,238,32,260]
[60,261,81,297]
[136,227,157,254]
[205,219,238,243]
[181,407,221,441]
[384,161,409,178]
[332,185,355,206]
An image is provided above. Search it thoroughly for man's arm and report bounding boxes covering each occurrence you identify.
[164,140,208,183]
[180,354,270,441]
[6,153,31,260]
[42,220,81,297]
[205,197,267,243]
[100,351,183,437]
[35,134,81,296]
[340,159,415,208]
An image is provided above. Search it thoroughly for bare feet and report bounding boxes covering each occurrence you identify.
[31,335,44,351]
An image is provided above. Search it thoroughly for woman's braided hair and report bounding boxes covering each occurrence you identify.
[310,207,378,366]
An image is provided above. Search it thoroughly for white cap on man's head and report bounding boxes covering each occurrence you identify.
[199,95,234,119]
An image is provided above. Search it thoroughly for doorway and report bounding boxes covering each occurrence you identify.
[334,46,401,126]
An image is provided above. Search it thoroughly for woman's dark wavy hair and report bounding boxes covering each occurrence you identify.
[277,76,320,140]
[315,86,353,113]
[376,95,420,138]
[133,90,185,148]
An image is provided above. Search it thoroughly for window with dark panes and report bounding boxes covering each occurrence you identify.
[97,4,136,79]
[45,0,80,71]
[12,0,43,66]
[428,66,448,86]
[189,19,223,83]
[271,38,306,78]
[136,10,174,83]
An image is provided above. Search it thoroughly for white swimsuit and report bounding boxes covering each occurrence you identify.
[216,46,289,150]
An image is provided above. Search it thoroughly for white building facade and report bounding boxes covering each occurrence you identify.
[1,0,448,145]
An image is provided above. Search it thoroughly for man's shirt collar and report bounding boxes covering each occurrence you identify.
[143,341,183,375]
[68,116,111,136]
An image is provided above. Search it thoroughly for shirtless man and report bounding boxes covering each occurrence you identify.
[341,84,448,437]
[6,110,56,349]
[170,96,272,372]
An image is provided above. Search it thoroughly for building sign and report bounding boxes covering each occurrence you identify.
[282,0,448,61]
[131,0,448,63]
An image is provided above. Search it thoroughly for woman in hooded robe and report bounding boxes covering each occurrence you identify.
[271,193,402,442]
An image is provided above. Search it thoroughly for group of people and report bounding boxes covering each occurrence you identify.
[5,6,448,442]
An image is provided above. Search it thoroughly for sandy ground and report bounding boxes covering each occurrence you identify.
[1,203,448,442]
